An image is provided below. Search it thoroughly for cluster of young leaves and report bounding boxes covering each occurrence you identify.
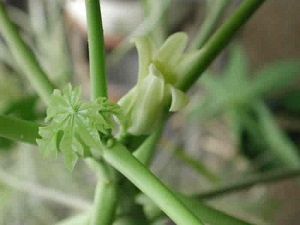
[37,84,121,170]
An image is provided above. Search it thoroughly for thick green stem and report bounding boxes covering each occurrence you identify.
[0,2,54,104]
[89,181,118,225]
[176,0,266,92]
[190,0,230,49]
[0,115,39,144]
[85,1,117,224]
[85,0,107,99]
[86,159,118,225]
[1,118,300,225]
[103,143,204,225]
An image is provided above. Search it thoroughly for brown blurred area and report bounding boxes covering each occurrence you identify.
[241,1,300,224]
[240,0,300,70]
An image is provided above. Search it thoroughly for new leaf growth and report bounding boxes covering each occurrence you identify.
[37,84,120,170]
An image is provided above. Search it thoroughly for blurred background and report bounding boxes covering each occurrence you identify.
[0,0,300,224]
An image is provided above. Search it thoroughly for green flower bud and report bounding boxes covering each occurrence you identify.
[118,32,202,135]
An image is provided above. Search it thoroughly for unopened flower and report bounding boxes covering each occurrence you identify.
[118,32,202,135]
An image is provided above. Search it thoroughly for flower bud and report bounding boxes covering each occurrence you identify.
[118,32,202,135]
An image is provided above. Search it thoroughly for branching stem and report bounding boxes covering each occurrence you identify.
[103,143,204,225]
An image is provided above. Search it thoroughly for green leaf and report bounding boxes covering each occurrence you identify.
[154,32,188,67]
[37,84,120,170]
[281,90,300,114]
[255,102,300,169]
[224,45,248,88]
[249,60,300,97]
[168,85,189,112]
[132,35,157,81]
[175,149,219,184]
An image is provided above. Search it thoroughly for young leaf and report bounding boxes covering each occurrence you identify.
[37,84,120,170]
[249,60,300,97]
[255,102,300,168]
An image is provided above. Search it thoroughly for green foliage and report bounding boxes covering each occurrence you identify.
[281,90,300,114]
[37,84,120,170]
[189,45,300,169]
[3,95,40,121]
[1,1,296,225]
[190,46,300,120]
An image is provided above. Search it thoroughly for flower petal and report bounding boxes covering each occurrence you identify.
[128,65,166,135]
[168,85,189,112]
[131,36,157,82]
[154,32,188,66]
[153,32,188,84]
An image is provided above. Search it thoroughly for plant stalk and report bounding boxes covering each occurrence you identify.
[85,159,118,225]
[103,143,204,225]
[0,2,54,104]
[176,0,266,92]
[1,118,300,224]
[89,181,118,225]
[133,122,164,166]
[85,0,108,99]
[85,1,118,224]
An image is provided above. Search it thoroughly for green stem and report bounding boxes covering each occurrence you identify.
[0,115,39,144]
[194,168,300,200]
[85,0,107,99]
[177,195,255,225]
[103,143,204,225]
[85,2,117,224]
[1,119,300,225]
[133,122,164,166]
[89,181,118,225]
[176,0,266,92]
[140,0,151,16]
[0,2,54,104]
[1,116,298,203]
[190,0,230,50]
[86,159,118,225]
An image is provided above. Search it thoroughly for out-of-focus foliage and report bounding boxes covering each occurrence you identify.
[188,45,300,170]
